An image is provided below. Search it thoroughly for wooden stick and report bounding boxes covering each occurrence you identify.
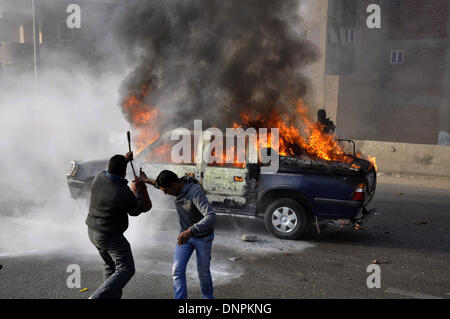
[127,131,137,178]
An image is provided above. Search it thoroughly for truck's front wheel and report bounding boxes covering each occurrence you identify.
[264,198,309,240]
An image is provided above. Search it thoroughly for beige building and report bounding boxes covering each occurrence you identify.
[303,0,449,145]
[0,0,36,73]
[324,0,449,145]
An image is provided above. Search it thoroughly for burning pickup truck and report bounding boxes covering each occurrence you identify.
[67,128,377,240]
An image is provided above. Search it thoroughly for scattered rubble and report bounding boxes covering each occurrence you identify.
[229,257,240,262]
[79,288,88,293]
[241,235,258,242]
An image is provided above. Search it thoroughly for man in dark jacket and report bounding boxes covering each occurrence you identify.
[86,152,152,299]
[142,170,216,299]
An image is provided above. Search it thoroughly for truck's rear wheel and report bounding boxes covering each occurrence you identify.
[264,198,309,240]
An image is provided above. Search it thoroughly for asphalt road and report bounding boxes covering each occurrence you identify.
[0,176,449,299]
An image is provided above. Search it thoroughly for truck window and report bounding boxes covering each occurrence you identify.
[207,136,246,168]
[138,134,197,165]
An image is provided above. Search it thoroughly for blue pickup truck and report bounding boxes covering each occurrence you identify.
[67,129,377,239]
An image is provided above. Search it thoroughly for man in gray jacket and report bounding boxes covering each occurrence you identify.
[143,170,216,299]
[86,152,152,299]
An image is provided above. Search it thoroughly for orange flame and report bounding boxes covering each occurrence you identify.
[122,85,160,156]
[367,155,378,171]
[235,99,349,163]
[123,92,377,170]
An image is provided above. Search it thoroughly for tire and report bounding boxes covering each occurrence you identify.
[264,198,310,240]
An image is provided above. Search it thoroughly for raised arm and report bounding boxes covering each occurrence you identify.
[129,179,152,215]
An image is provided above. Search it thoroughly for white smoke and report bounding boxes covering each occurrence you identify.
[0,66,131,255]
[0,0,317,272]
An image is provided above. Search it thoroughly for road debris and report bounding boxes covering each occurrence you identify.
[0,265,2,270]
[371,259,389,264]
[396,192,404,195]
[414,221,428,225]
[241,235,258,242]
[79,288,88,293]
[229,257,240,262]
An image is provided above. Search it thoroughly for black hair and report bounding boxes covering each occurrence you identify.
[317,109,327,122]
[156,170,180,188]
[108,155,127,176]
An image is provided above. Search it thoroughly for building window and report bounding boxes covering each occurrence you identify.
[390,50,404,64]
[344,29,354,45]
[57,20,73,41]
[19,25,24,43]
[391,0,401,8]
[339,28,354,45]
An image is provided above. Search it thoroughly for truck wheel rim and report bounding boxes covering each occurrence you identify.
[272,207,298,233]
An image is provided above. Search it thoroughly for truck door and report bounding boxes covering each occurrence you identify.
[200,132,257,208]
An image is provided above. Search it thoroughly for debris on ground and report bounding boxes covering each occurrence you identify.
[241,235,258,242]
[79,288,88,293]
[229,257,240,262]
[396,192,404,195]
[414,221,429,225]
[283,253,291,256]
[371,259,389,264]
[0,265,2,270]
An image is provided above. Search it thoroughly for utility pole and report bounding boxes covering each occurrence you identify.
[32,0,37,87]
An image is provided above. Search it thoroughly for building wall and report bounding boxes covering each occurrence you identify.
[301,0,340,123]
[327,0,450,145]
[0,0,120,76]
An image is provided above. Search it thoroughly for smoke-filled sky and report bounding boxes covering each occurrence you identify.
[0,0,319,255]
[0,0,320,207]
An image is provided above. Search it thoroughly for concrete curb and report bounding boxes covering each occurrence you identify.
[354,140,450,177]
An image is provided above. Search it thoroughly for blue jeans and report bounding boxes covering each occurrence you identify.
[172,232,214,299]
[88,228,135,299]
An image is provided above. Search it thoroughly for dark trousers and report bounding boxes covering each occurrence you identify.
[88,227,135,299]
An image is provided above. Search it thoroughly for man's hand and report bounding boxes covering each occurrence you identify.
[139,167,148,181]
[131,179,145,193]
[177,229,193,246]
[125,151,133,162]
[139,167,157,186]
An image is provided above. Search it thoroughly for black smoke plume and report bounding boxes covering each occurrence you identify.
[113,0,319,129]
